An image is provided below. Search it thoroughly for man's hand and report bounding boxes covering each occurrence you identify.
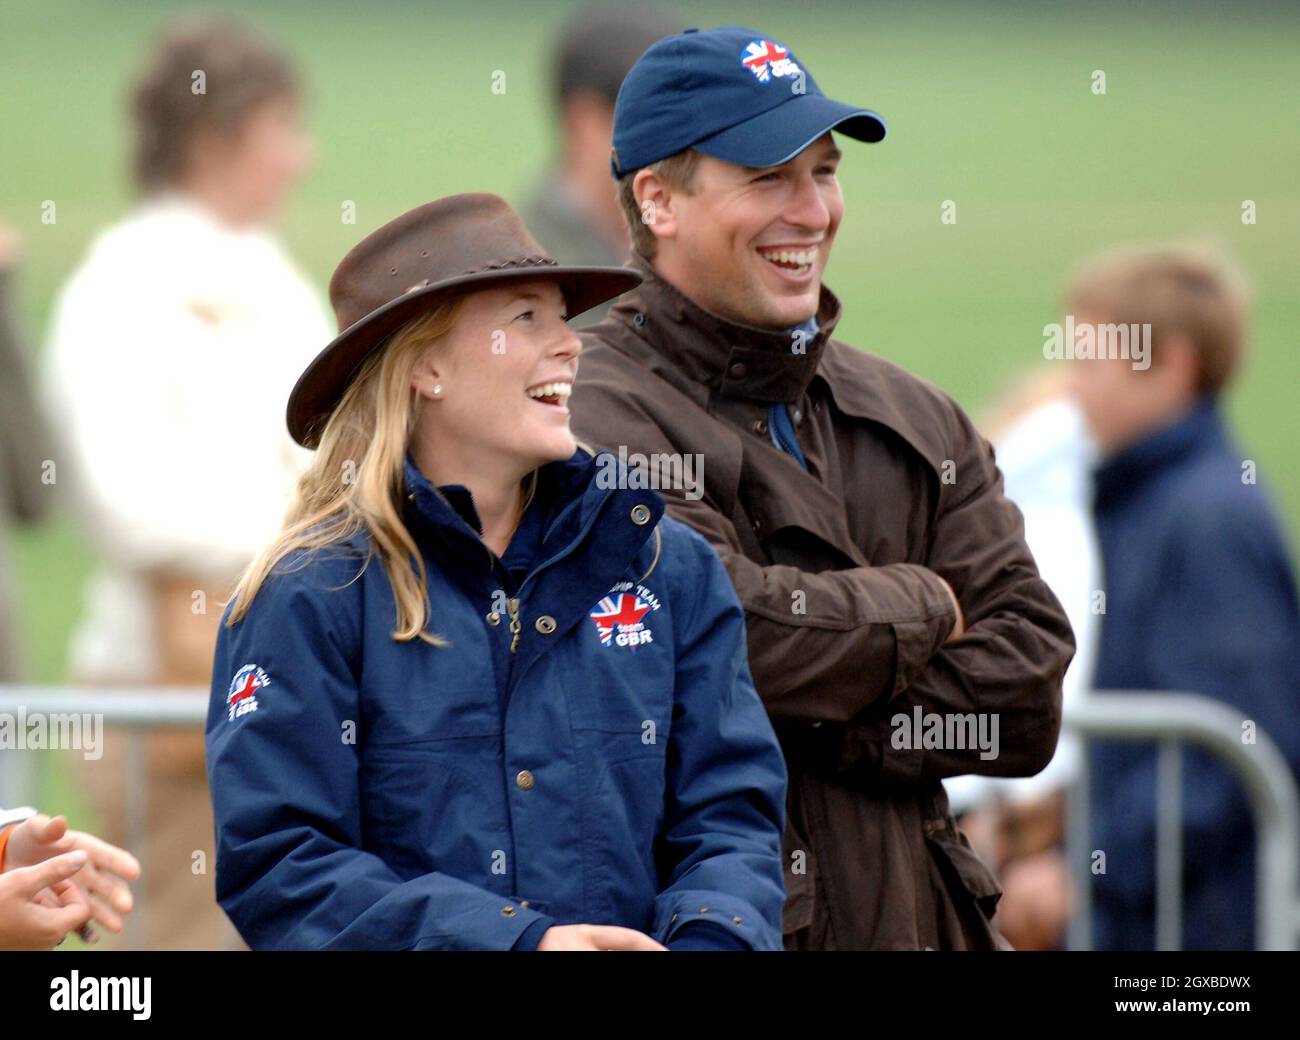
[939,576,965,642]
[4,814,140,934]
[0,850,93,950]
[537,924,668,951]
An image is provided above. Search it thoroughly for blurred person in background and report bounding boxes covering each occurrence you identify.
[1031,245,1300,950]
[0,223,56,682]
[947,372,1101,950]
[41,14,332,949]
[519,2,680,327]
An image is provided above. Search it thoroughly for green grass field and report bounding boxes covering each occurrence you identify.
[4,0,1298,689]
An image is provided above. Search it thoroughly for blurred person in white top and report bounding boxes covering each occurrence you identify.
[44,15,332,686]
[946,372,1102,950]
[40,15,331,949]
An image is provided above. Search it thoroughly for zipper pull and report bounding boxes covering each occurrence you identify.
[506,597,522,654]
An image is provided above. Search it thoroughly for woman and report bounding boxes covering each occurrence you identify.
[205,193,787,951]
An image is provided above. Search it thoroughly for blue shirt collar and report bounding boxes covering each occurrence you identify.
[1094,395,1228,503]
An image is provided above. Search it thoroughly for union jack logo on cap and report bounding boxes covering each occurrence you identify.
[741,39,800,83]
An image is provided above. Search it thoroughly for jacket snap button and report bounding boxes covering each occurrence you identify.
[486,611,501,626]
[535,615,556,634]
[753,419,768,435]
[515,769,535,790]
[630,504,651,525]
[520,900,530,909]
[501,905,516,917]
[732,915,742,925]
[728,362,747,379]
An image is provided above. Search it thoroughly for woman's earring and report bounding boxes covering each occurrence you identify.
[432,384,443,397]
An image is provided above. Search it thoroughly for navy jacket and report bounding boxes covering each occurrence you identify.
[205,449,787,950]
[1089,399,1300,949]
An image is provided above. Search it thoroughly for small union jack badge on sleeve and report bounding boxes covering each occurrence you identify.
[227,663,270,722]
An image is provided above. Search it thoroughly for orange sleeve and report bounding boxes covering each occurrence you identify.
[0,824,13,872]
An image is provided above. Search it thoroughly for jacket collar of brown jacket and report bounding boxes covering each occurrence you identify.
[605,252,844,405]
[591,252,955,487]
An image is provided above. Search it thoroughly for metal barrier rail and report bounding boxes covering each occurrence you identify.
[4,687,1298,950]
[1065,692,1300,951]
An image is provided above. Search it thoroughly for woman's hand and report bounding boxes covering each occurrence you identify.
[4,814,140,934]
[0,850,93,950]
[537,924,667,951]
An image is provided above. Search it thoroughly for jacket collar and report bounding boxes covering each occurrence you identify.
[604,252,845,404]
[401,447,663,588]
[403,448,664,680]
[403,449,611,546]
[1093,396,1227,507]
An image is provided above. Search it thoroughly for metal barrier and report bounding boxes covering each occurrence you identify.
[1065,691,1300,951]
[3,686,1299,950]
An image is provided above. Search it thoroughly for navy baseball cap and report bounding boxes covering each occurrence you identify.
[610,25,887,177]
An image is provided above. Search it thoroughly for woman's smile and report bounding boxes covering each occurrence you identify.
[524,378,574,412]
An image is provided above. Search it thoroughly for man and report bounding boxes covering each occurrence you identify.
[519,3,680,326]
[1067,245,1300,949]
[569,25,1075,950]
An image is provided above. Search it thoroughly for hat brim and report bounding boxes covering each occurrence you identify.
[692,94,886,169]
[287,264,642,448]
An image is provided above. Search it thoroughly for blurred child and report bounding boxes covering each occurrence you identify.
[1068,245,1299,949]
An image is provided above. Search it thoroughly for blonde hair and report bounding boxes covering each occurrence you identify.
[226,298,465,643]
[1065,243,1251,396]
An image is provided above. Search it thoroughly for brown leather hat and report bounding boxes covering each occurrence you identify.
[286,192,641,447]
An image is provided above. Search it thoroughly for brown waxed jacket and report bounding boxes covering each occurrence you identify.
[569,254,1075,950]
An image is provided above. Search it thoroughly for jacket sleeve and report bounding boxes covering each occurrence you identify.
[572,385,959,725]
[1100,491,1300,903]
[651,524,788,950]
[829,419,1074,787]
[205,560,554,950]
